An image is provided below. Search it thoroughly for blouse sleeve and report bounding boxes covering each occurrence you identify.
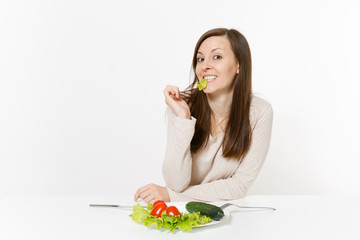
[167,104,273,202]
[162,108,197,192]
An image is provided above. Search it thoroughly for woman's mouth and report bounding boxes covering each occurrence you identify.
[203,76,217,82]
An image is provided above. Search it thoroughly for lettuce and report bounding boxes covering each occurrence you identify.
[197,78,208,91]
[129,203,212,233]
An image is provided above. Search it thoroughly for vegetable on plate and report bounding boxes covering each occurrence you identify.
[166,206,181,217]
[130,202,212,232]
[185,201,225,221]
[150,201,167,218]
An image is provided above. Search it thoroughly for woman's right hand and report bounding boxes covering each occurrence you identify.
[163,85,191,119]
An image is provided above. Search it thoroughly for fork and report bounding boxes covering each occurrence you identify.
[89,203,276,211]
[219,203,276,211]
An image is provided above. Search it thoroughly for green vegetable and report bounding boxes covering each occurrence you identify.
[185,202,224,221]
[129,203,212,233]
[197,78,207,91]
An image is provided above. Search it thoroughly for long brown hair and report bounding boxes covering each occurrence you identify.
[181,28,252,161]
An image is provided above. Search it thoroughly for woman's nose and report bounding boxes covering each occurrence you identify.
[202,59,212,71]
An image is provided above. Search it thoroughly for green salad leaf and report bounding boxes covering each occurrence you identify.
[129,203,212,233]
[197,78,208,91]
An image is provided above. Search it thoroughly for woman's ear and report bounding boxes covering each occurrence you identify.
[236,64,240,74]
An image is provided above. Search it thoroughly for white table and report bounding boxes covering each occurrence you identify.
[0,194,359,240]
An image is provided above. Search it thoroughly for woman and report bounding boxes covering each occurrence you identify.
[134,28,273,203]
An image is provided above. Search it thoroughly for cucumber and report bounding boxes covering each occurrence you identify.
[185,201,224,221]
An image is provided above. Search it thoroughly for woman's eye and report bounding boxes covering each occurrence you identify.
[214,55,222,60]
[197,57,204,62]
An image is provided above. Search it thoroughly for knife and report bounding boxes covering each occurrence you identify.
[89,204,145,210]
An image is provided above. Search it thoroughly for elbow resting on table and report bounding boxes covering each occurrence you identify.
[232,189,247,200]
[163,175,190,192]
[162,162,191,192]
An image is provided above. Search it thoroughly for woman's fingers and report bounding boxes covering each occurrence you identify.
[134,184,153,202]
[138,189,153,203]
[134,184,150,201]
[134,184,170,203]
[163,85,190,119]
[163,85,180,100]
[143,193,156,204]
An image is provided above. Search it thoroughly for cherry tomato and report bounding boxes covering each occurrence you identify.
[150,202,167,218]
[153,200,165,208]
[166,206,181,217]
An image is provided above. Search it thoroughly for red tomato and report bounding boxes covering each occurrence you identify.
[153,200,165,208]
[166,206,181,216]
[150,203,167,218]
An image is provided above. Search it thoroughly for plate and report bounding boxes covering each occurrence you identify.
[174,203,230,228]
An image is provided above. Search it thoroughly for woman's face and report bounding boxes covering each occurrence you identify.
[195,36,239,95]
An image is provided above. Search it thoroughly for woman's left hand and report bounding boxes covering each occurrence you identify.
[134,183,170,203]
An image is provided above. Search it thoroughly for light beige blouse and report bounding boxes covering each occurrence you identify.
[162,95,273,202]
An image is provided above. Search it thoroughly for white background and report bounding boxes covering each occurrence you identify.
[1,0,359,199]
